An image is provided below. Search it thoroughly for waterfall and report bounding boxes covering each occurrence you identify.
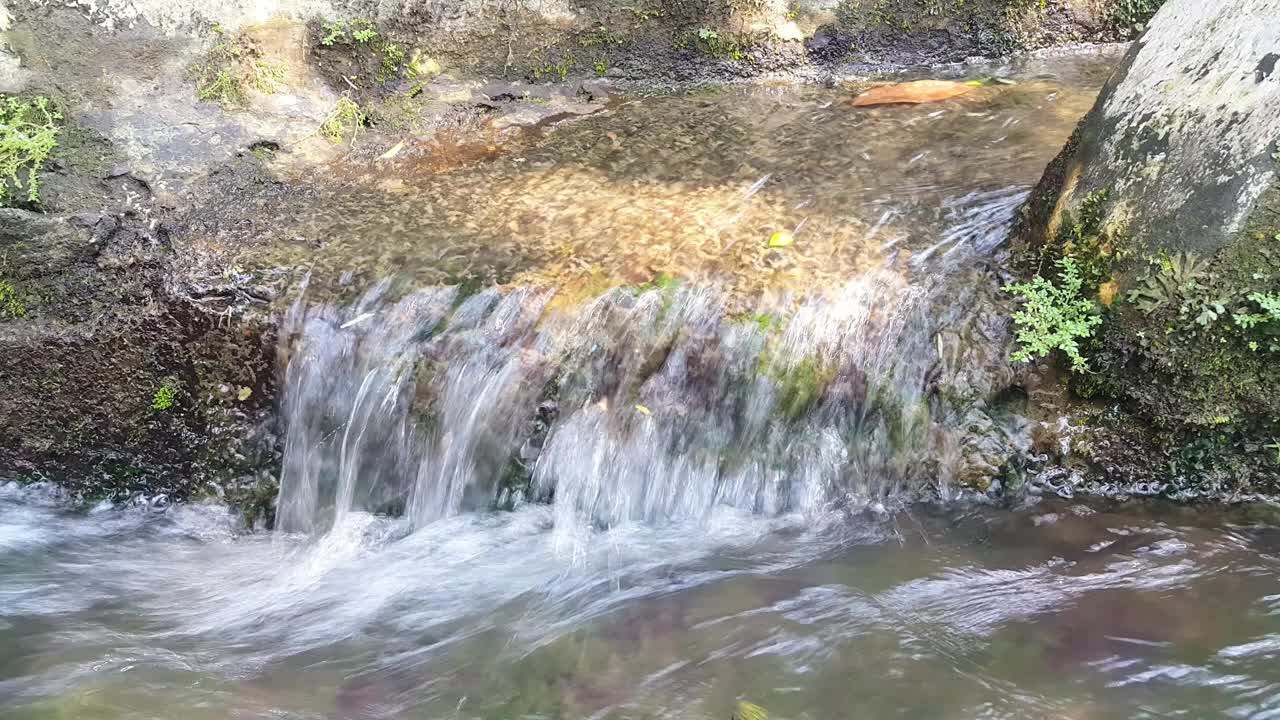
[273,248,1017,537]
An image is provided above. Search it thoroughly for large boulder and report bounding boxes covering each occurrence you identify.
[1014,0,1280,493]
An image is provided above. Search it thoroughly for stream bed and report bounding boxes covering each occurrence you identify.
[8,48,1280,720]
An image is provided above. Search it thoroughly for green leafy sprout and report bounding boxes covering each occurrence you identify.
[1,96,62,206]
[151,379,180,411]
[1005,257,1103,373]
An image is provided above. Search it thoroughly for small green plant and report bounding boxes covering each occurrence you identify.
[321,20,347,45]
[320,96,366,143]
[1129,251,1212,314]
[379,43,405,81]
[251,60,287,93]
[594,58,609,76]
[1233,292,1280,351]
[1005,257,1103,373]
[532,51,576,81]
[688,27,753,61]
[0,95,62,205]
[151,379,180,411]
[320,18,376,45]
[0,278,26,318]
[351,20,379,43]
[197,68,243,104]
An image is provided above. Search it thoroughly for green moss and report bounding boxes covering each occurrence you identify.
[320,97,367,143]
[0,277,27,318]
[193,31,289,104]
[683,28,759,61]
[251,60,287,93]
[151,378,180,411]
[0,95,62,206]
[531,50,577,81]
[768,356,836,421]
[378,43,406,82]
[576,24,626,49]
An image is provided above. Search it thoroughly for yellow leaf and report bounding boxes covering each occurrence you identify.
[635,404,652,415]
[237,386,253,401]
[735,701,768,720]
[769,231,794,248]
[377,142,405,161]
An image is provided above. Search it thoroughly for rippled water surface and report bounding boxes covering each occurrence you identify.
[5,483,1280,719]
[202,50,1120,304]
[14,49,1279,720]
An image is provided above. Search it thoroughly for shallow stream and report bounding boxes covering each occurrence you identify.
[9,49,1280,720]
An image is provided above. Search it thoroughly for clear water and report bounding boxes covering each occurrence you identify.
[5,483,1280,719]
[12,49,1280,720]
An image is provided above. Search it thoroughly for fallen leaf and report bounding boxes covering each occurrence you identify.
[1099,281,1119,306]
[237,386,253,401]
[635,404,652,415]
[769,231,795,248]
[735,702,768,720]
[377,142,405,161]
[851,80,978,107]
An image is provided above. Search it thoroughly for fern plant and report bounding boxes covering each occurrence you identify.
[1129,252,1210,315]
[1005,257,1103,373]
[0,96,62,205]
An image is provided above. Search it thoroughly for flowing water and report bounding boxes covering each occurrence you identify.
[9,49,1280,720]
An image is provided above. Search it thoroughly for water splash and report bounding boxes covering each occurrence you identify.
[275,250,1014,543]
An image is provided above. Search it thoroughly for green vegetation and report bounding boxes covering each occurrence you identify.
[576,24,625,49]
[197,68,244,104]
[192,30,288,105]
[594,58,609,76]
[684,28,756,61]
[251,60,287,93]
[320,96,367,143]
[321,19,379,46]
[0,95,62,206]
[532,51,577,81]
[1127,250,1279,349]
[151,379,180,411]
[1005,257,1102,373]
[0,278,27,318]
[771,356,835,420]
[1109,0,1166,30]
[379,43,406,82]
[1233,292,1280,352]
